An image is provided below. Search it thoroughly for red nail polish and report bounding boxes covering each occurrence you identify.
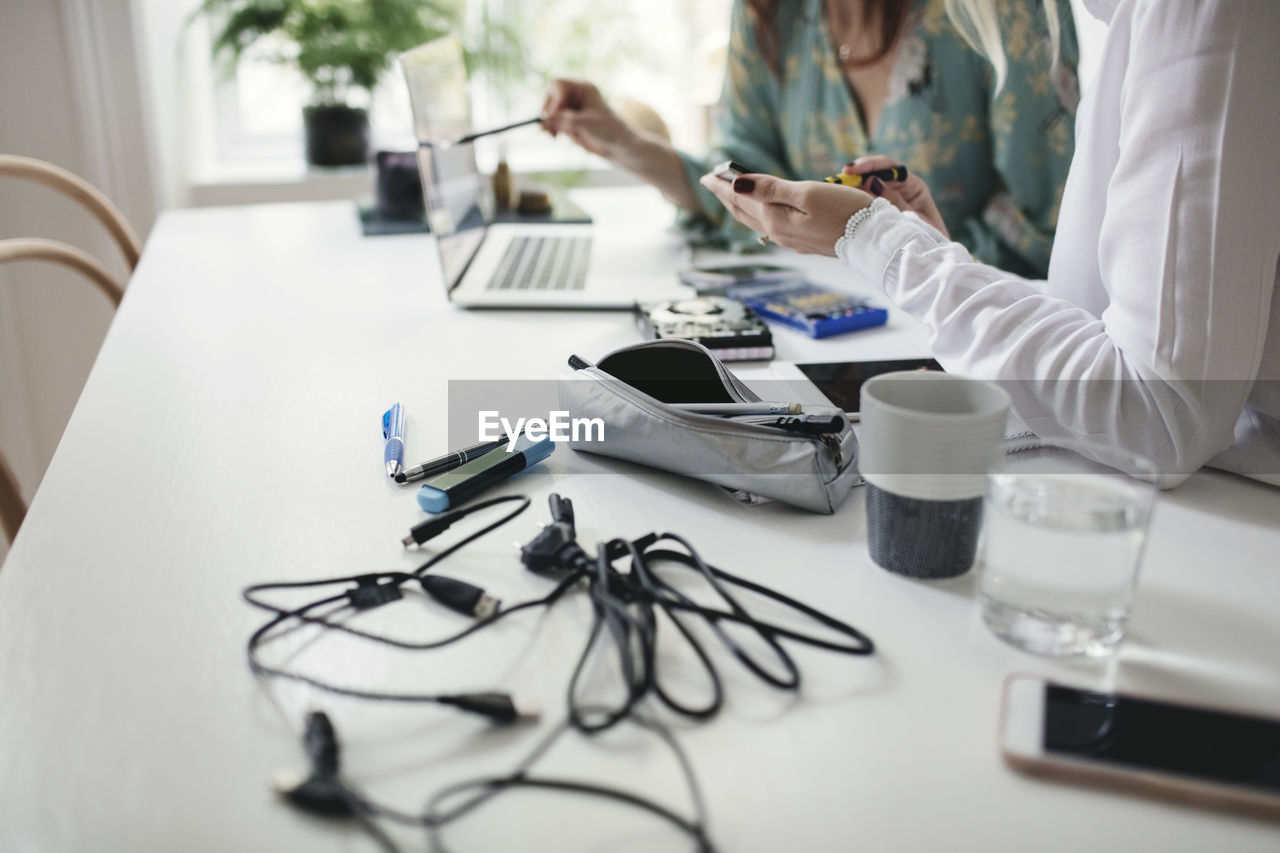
[867,176,884,196]
[733,177,755,194]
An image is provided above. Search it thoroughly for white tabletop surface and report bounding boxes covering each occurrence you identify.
[2,188,1279,852]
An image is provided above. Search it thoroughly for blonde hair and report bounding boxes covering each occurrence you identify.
[944,0,1063,95]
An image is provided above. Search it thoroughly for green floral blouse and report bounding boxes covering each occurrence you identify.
[679,0,1078,278]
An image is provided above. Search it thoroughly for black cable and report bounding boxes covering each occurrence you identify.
[247,490,876,850]
[275,710,404,852]
[245,495,531,614]
[247,570,580,654]
[243,495,549,723]
[281,709,715,852]
[245,492,874,728]
[554,524,874,734]
[246,597,538,720]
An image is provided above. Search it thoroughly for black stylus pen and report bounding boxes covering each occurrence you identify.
[395,436,510,484]
[732,414,846,434]
[422,116,543,150]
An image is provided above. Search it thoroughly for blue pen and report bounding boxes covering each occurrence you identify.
[382,403,405,477]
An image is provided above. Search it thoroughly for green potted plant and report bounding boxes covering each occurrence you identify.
[194,0,464,167]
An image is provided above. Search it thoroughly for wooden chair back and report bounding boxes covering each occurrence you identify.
[0,154,140,544]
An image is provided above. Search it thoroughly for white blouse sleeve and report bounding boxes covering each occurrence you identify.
[837,1,1280,486]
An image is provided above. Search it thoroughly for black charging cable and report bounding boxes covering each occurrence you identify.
[418,708,714,851]
[244,495,550,724]
[247,492,875,729]
[272,709,403,852]
[247,491,873,850]
[518,494,875,733]
[275,707,715,853]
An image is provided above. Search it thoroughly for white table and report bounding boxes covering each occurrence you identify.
[3,189,1278,851]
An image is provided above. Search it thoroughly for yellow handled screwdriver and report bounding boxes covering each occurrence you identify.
[823,164,909,187]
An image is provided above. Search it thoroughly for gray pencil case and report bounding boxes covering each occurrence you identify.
[558,340,861,513]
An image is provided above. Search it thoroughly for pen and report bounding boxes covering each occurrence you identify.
[823,164,909,187]
[671,402,803,415]
[424,116,543,150]
[733,414,846,434]
[417,435,555,513]
[395,436,510,484]
[382,403,405,477]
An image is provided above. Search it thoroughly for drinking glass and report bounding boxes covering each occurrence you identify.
[978,439,1159,657]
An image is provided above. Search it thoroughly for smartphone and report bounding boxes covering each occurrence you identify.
[712,159,749,181]
[1000,675,1280,819]
[678,262,803,295]
[795,359,942,415]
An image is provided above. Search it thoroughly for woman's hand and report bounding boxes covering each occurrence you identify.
[540,79,636,160]
[844,155,949,237]
[541,79,703,213]
[698,172,875,256]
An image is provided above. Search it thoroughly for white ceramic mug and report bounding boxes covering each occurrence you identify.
[859,372,1010,578]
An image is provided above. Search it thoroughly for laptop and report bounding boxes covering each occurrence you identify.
[400,36,693,309]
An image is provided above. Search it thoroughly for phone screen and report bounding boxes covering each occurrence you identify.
[796,359,942,413]
[1043,685,1280,795]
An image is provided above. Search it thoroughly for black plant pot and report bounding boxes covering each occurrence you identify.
[303,104,370,167]
[374,150,425,220]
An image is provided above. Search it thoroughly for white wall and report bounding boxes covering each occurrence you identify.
[0,0,157,563]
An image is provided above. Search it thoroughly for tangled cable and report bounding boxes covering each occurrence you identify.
[518,494,875,732]
[276,707,714,852]
[244,494,548,722]
[244,492,875,851]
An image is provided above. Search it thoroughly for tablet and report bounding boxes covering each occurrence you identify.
[795,359,942,414]
[732,358,944,418]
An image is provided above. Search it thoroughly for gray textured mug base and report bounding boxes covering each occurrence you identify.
[866,484,983,579]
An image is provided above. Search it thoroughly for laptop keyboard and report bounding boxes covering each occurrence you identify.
[487,236,591,291]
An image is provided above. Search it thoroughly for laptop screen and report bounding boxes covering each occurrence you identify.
[400,36,492,292]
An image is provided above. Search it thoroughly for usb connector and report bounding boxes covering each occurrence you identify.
[437,692,539,725]
[402,510,467,548]
[419,575,500,619]
[473,594,499,620]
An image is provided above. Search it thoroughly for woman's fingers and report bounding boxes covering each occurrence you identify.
[699,171,874,256]
[840,155,949,237]
[542,79,575,119]
[540,84,567,135]
[698,173,768,232]
[543,81,565,113]
[741,174,807,211]
[541,79,602,135]
[723,193,769,235]
[844,154,901,175]
[871,179,909,211]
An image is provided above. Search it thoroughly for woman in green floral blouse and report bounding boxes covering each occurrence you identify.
[542,0,1078,277]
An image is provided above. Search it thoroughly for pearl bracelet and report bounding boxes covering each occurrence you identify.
[834,197,892,258]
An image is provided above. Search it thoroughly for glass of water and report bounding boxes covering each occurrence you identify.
[978,439,1159,657]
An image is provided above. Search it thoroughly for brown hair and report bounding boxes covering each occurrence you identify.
[747,0,912,77]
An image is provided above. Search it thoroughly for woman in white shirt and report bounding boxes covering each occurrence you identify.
[699,0,1280,487]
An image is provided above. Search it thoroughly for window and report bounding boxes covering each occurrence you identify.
[196,0,732,180]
